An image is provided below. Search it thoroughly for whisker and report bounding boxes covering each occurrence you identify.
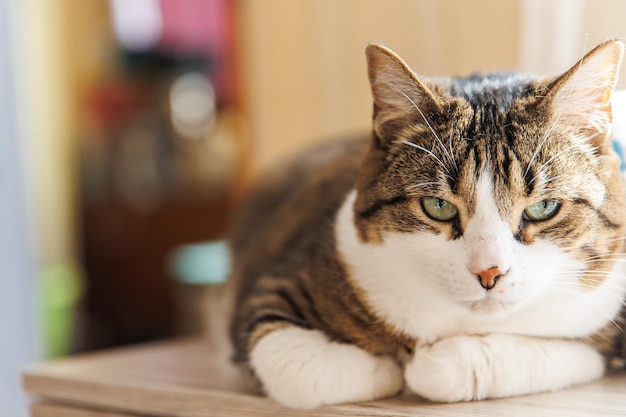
[574,255,626,263]
[544,286,625,331]
[524,117,559,179]
[538,175,561,185]
[551,271,626,291]
[406,181,441,190]
[528,141,584,186]
[399,91,456,173]
[448,120,458,173]
[402,140,451,175]
[552,277,626,291]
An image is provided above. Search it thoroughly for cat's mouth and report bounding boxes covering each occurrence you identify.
[468,296,516,317]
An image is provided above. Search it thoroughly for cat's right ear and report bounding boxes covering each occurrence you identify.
[538,40,624,149]
[365,43,441,146]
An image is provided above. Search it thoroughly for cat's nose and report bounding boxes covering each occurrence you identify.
[474,267,506,290]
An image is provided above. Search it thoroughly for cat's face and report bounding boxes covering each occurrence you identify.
[351,41,626,321]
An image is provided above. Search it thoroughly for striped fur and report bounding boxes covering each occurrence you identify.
[228,41,626,408]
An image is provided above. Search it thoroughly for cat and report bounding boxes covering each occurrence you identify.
[228,40,626,409]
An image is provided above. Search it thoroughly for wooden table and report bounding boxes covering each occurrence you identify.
[23,337,626,417]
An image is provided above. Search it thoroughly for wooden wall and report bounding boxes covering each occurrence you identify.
[21,0,115,266]
[236,0,626,174]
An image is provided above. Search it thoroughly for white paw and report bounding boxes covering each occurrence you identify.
[405,335,486,402]
[405,334,606,403]
[250,327,403,409]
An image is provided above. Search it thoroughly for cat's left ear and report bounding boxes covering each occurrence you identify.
[365,43,443,146]
[540,40,624,147]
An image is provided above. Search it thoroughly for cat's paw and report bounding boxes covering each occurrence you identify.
[250,327,403,409]
[404,334,606,403]
[404,335,494,402]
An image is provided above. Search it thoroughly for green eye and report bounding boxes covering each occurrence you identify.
[523,200,561,221]
[421,197,459,221]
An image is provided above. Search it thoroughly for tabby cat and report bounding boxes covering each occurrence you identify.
[228,40,626,409]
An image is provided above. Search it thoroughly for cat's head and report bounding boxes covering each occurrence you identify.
[352,41,626,320]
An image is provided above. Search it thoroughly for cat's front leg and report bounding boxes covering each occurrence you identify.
[250,326,403,409]
[404,334,605,402]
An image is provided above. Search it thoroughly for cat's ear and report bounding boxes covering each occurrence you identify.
[540,40,624,147]
[365,43,442,145]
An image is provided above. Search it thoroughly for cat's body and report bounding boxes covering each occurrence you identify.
[229,41,626,408]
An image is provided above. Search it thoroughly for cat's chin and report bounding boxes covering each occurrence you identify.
[465,297,518,318]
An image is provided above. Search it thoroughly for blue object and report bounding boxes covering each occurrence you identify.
[168,241,230,285]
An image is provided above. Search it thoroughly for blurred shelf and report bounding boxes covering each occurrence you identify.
[79,198,232,350]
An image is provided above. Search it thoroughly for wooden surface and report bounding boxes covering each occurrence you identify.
[23,337,626,417]
[30,404,133,417]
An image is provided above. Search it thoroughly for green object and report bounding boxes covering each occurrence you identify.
[169,241,230,285]
[40,262,84,358]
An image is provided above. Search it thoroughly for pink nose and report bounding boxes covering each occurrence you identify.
[475,267,504,290]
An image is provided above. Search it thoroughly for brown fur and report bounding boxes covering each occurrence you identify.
[229,138,415,368]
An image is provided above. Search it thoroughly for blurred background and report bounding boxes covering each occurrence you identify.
[3,0,626,412]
